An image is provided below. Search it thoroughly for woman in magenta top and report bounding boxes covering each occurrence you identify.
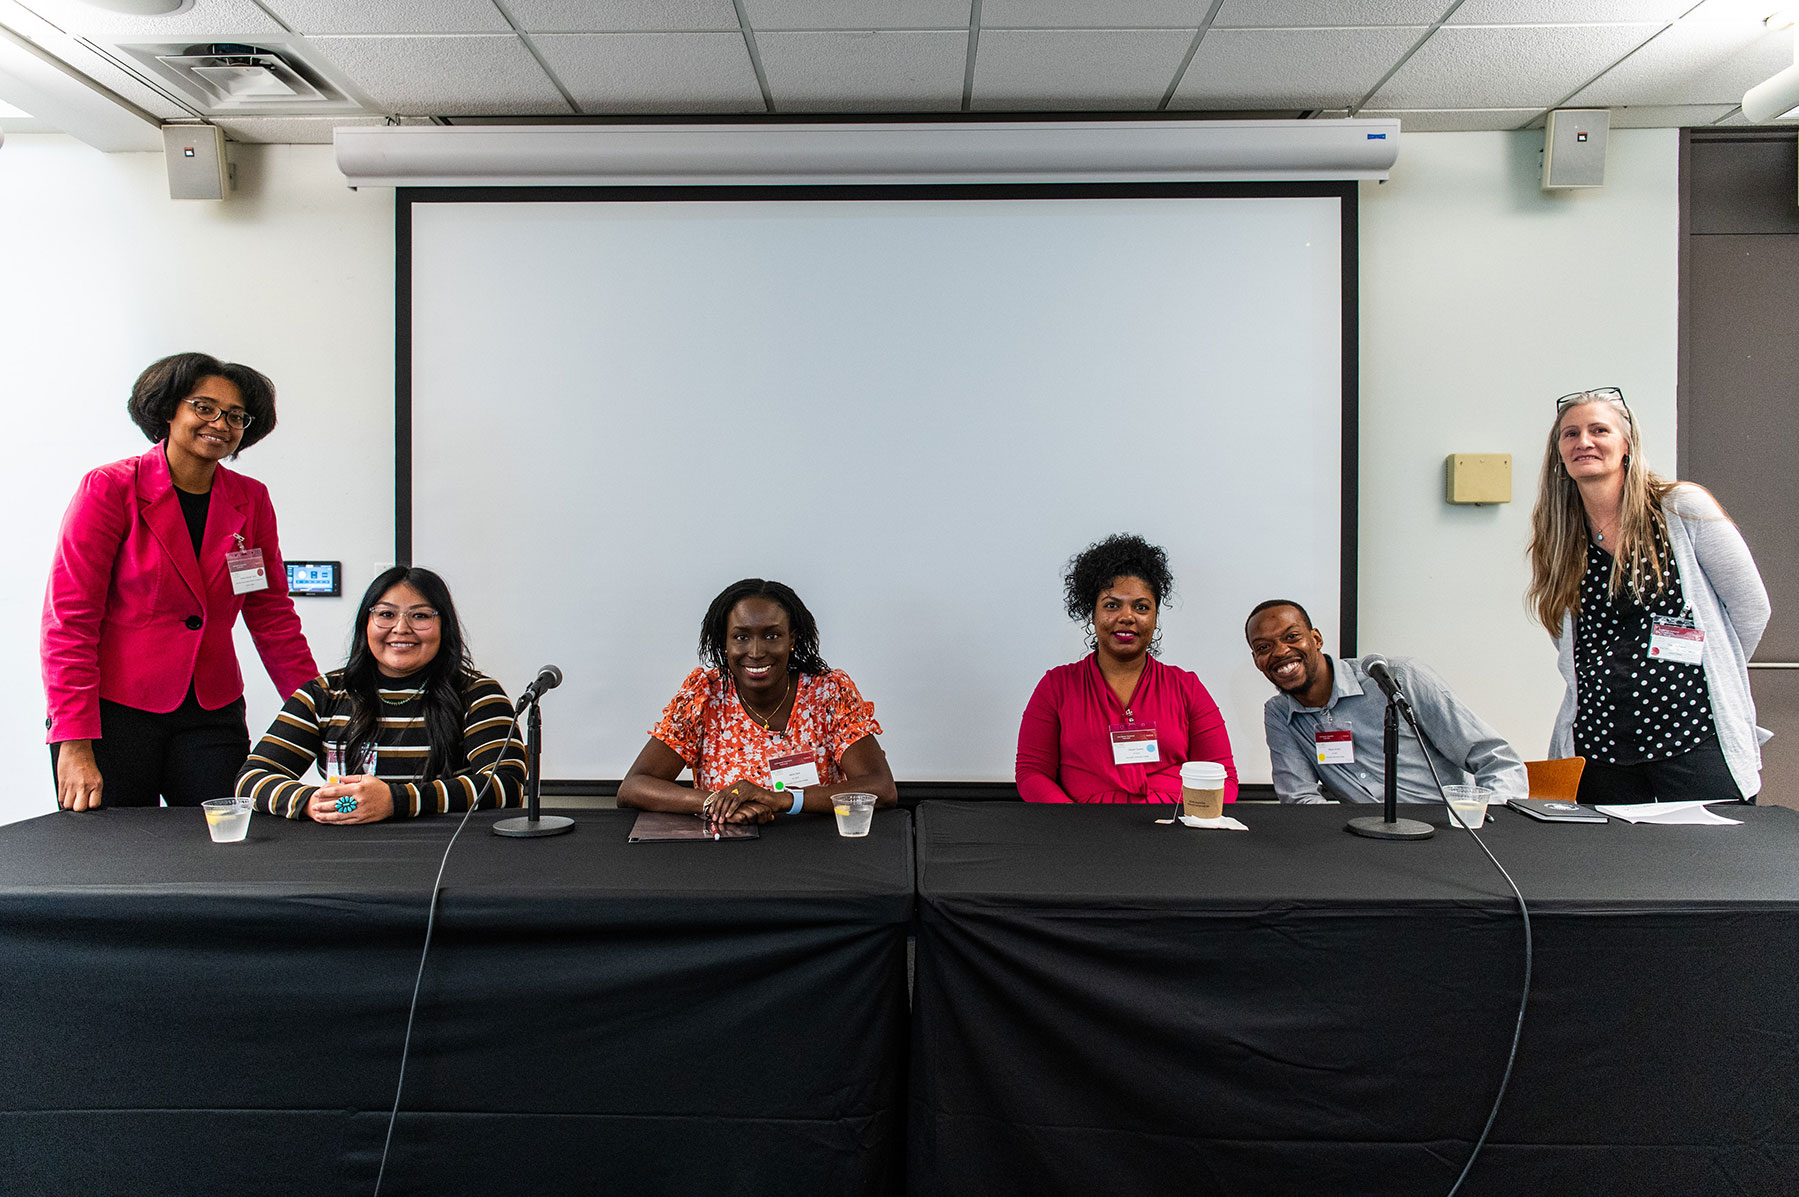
[1017,534,1238,804]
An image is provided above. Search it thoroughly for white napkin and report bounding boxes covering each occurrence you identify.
[1594,800,1743,826]
[1155,815,1250,831]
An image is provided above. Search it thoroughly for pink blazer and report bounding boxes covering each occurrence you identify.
[41,443,319,742]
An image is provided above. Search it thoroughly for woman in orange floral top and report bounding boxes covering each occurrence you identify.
[617,578,897,824]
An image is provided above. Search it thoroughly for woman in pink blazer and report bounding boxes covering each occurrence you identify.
[41,352,318,810]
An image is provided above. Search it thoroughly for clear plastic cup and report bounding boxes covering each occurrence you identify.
[202,797,252,843]
[1443,785,1493,830]
[833,792,877,837]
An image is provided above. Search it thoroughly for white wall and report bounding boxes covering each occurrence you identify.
[0,128,1679,822]
[0,136,394,826]
[1357,129,1680,760]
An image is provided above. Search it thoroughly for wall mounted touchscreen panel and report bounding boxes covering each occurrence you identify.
[410,194,1345,783]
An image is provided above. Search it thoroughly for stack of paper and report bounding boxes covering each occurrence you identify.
[1593,801,1744,826]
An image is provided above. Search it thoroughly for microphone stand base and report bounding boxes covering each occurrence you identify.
[492,814,575,838]
[1346,816,1435,841]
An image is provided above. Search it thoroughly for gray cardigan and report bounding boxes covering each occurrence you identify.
[1550,484,1772,797]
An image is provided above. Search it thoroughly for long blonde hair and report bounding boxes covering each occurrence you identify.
[1526,393,1680,632]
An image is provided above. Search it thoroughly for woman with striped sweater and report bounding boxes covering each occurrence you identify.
[236,566,526,822]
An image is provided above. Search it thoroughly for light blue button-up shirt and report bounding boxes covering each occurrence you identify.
[1263,655,1528,805]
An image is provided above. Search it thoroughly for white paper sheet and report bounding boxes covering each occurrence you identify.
[1593,801,1744,826]
[1154,815,1251,831]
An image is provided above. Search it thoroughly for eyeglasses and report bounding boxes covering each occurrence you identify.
[183,397,255,430]
[1555,387,1629,418]
[368,607,439,629]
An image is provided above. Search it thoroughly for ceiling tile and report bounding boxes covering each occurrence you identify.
[1172,26,1421,109]
[1568,21,1796,106]
[22,0,285,38]
[1213,1,1452,26]
[503,0,740,33]
[262,0,509,35]
[758,30,966,110]
[973,28,1196,108]
[305,35,573,115]
[531,33,765,112]
[1369,24,1661,109]
[1605,103,1742,127]
[744,0,972,30]
[980,1,1209,29]
[1447,1,1689,21]
[1357,107,1539,130]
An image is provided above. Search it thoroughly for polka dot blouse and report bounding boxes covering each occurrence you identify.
[1572,525,1715,766]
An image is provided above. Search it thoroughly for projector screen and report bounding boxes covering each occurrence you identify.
[406,185,1353,784]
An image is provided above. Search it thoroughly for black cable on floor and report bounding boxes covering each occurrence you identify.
[371,710,525,1197]
[1416,743,1533,1197]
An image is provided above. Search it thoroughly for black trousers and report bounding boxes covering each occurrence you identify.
[1576,735,1749,805]
[50,689,250,809]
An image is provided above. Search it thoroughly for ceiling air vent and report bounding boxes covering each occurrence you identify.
[116,42,364,115]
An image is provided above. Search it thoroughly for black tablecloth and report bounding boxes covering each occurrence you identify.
[908,801,1799,1197]
[0,807,913,1197]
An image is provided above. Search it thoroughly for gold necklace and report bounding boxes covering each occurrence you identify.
[738,674,792,731]
[379,686,423,706]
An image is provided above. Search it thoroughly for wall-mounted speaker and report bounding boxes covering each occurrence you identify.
[162,123,229,200]
[1542,109,1608,190]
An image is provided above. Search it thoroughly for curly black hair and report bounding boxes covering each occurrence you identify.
[126,351,278,453]
[1063,533,1175,622]
[699,578,831,676]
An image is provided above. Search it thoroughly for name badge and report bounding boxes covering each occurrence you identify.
[323,743,377,784]
[1110,725,1159,766]
[768,750,821,790]
[227,547,269,595]
[1648,619,1704,665]
[1315,729,1354,765]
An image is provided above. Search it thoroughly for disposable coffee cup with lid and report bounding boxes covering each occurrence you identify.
[1179,761,1228,819]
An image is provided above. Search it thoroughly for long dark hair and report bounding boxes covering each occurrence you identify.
[338,566,476,779]
[698,578,830,677]
[126,351,278,453]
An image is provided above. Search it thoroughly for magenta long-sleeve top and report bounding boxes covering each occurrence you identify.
[1015,653,1239,804]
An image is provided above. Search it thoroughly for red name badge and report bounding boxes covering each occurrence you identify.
[1110,725,1159,766]
[1315,729,1354,765]
[768,750,821,790]
[1648,620,1704,665]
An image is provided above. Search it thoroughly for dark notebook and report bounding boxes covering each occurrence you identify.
[627,810,762,842]
[1507,798,1609,823]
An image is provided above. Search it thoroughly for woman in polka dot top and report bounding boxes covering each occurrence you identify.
[1527,388,1770,804]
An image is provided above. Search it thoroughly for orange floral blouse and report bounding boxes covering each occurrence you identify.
[649,667,884,793]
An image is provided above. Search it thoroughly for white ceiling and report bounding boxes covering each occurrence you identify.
[0,0,1792,142]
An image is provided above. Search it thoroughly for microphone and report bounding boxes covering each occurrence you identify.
[1360,655,1415,723]
[1345,653,1434,842]
[516,664,563,709]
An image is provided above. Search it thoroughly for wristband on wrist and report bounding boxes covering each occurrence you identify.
[788,788,805,814]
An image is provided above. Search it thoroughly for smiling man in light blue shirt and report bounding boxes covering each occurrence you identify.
[1245,599,1527,805]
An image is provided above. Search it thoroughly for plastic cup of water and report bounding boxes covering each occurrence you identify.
[833,792,877,838]
[203,797,252,843]
[1443,785,1493,831]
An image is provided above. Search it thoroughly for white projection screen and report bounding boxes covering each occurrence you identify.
[407,185,1354,785]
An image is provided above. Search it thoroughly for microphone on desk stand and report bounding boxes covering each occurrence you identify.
[1345,655,1435,841]
[494,665,575,839]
